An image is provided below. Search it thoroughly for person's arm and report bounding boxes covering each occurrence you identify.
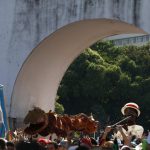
[102,126,112,139]
[117,125,131,146]
[99,126,112,145]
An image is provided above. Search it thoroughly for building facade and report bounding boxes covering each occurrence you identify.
[111,34,150,46]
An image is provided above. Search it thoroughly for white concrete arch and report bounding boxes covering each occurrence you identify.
[9,19,146,119]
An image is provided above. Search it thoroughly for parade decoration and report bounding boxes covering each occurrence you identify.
[24,107,99,137]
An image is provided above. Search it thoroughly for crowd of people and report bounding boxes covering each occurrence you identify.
[0,102,150,150]
[0,136,93,150]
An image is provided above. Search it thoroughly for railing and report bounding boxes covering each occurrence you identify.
[111,35,150,46]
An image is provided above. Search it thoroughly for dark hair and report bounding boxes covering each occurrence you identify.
[90,138,97,145]
[0,138,6,150]
[76,145,90,150]
[6,142,15,147]
[16,140,46,150]
[49,142,58,149]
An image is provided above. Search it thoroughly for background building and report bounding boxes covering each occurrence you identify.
[105,34,150,46]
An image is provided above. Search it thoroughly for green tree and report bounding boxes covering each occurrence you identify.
[57,42,150,129]
[55,96,64,114]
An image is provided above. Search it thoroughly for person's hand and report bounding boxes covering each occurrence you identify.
[100,126,112,142]
[116,125,123,132]
[104,126,112,133]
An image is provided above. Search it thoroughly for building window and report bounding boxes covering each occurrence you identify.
[146,35,149,41]
[130,37,136,44]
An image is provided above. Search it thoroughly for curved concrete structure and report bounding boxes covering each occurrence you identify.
[9,19,147,119]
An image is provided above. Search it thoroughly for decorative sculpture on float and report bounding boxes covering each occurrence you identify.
[24,107,99,137]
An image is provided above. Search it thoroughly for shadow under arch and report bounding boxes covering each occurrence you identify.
[9,19,147,119]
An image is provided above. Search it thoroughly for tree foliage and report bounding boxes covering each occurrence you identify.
[55,96,64,114]
[57,41,150,129]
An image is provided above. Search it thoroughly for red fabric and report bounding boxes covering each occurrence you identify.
[38,138,51,145]
[126,104,139,109]
[80,137,92,147]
